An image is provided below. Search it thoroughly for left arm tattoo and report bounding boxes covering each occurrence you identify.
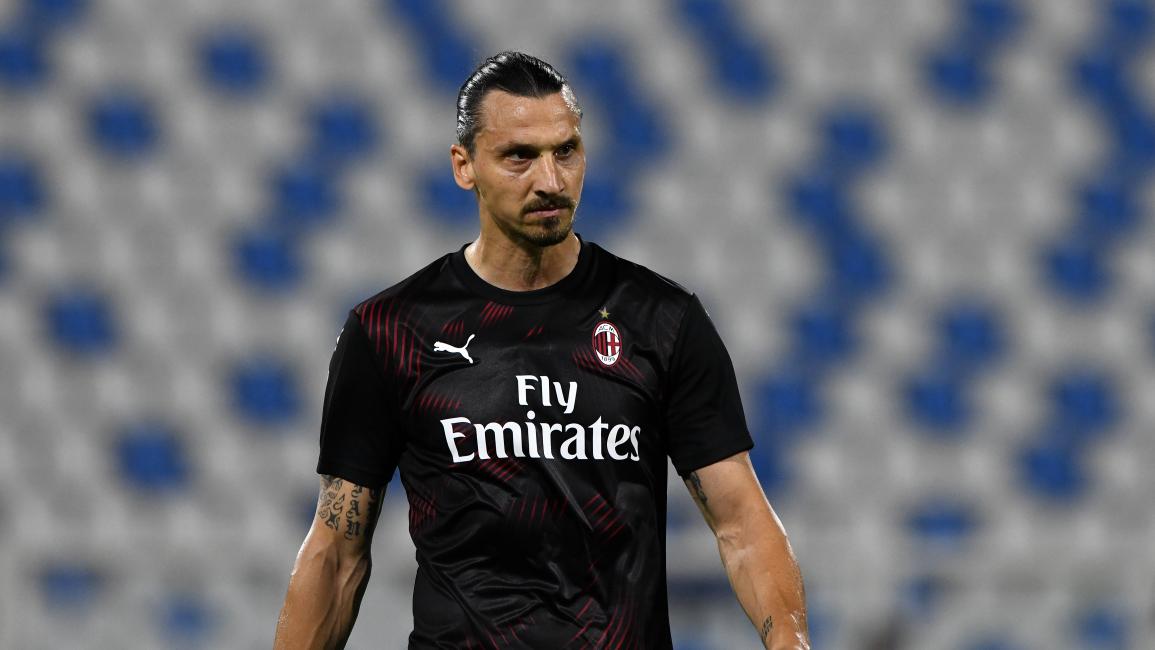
[687,471,708,506]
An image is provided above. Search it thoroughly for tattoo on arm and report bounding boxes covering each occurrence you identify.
[688,471,708,506]
[317,475,345,531]
[316,475,384,541]
[761,615,773,641]
[344,484,364,540]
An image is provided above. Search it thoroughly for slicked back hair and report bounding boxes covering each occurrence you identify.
[456,51,582,156]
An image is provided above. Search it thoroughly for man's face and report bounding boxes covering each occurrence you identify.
[451,90,585,248]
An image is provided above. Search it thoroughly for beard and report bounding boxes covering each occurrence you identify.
[494,195,577,248]
[517,212,573,247]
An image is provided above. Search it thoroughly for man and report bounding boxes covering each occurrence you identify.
[275,51,808,649]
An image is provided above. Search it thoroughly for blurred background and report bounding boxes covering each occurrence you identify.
[1,0,1153,647]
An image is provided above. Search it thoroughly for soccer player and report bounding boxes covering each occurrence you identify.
[274,51,809,649]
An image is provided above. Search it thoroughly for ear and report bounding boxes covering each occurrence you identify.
[450,144,475,191]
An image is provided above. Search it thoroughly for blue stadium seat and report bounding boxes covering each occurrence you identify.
[569,42,628,96]
[748,435,792,495]
[756,369,823,437]
[116,421,192,493]
[419,29,476,94]
[1042,238,1112,302]
[21,0,89,33]
[906,498,979,550]
[422,166,476,226]
[820,106,888,174]
[958,0,1025,48]
[385,0,475,93]
[1075,603,1131,650]
[712,40,776,103]
[937,302,1004,371]
[1111,111,1155,170]
[1103,0,1154,52]
[0,152,46,225]
[675,0,776,102]
[926,43,992,106]
[230,356,302,426]
[573,168,633,236]
[785,170,854,236]
[387,0,440,32]
[905,370,972,435]
[233,227,305,292]
[87,90,161,159]
[824,232,892,301]
[270,159,342,230]
[199,25,271,97]
[789,299,857,366]
[0,27,48,90]
[308,93,380,166]
[569,42,670,164]
[1074,175,1139,243]
[1018,438,1089,502]
[45,288,118,356]
[1049,370,1120,437]
[902,574,948,620]
[607,100,670,162]
[158,593,217,647]
[39,562,104,611]
[1070,47,1131,113]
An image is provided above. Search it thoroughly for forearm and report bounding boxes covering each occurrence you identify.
[716,513,808,650]
[274,540,373,650]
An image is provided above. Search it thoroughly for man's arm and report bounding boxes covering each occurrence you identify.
[274,474,385,650]
[684,451,809,650]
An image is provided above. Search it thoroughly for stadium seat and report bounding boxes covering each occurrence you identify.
[44,287,118,356]
[0,151,46,224]
[39,561,104,611]
[233,226,306,293]
[0,27,48,91]
[86,90,162,160]
[115,421,192,494]
[199,25,272,98]
[229,355,302,427]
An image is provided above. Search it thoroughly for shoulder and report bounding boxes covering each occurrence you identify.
[595,241,693,304]
[591,241,697,330]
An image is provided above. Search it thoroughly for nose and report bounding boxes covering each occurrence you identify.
[534,154,565,195]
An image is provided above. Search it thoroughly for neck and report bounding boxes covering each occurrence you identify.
[464,229,581,292]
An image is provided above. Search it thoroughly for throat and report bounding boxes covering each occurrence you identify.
[466,233,580,292]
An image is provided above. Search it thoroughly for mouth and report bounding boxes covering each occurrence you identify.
[526,207,565,218]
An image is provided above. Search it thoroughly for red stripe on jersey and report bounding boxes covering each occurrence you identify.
[609,604,634,650]
[568,621,591,646]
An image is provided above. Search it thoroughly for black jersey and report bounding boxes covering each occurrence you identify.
[316,236,753,649]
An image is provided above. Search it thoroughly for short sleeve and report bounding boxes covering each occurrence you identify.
[663,295,754,477]
[315,309,405,488]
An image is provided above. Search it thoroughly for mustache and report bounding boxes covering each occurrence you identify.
[523,195,575,214]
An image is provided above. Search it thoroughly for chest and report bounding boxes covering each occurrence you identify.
[397,301,667,464]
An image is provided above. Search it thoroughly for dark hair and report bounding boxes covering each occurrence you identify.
[456,51,582,155]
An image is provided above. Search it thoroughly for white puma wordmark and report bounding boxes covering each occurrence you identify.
[433,334,475,364]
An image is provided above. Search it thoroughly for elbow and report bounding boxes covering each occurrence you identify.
[293,532,372,584]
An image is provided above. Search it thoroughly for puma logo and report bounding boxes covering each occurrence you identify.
[433,334,475,364]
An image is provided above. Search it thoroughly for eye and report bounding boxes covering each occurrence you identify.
[557,143,576,157]
[506,148,535,161]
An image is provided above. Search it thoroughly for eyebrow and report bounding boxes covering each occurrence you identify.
[495,136,581,157]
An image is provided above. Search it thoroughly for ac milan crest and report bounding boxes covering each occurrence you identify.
[592,320,622,366]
